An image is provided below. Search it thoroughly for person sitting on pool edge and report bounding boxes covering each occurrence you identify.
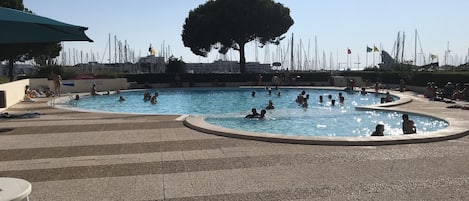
[402,114,417,134]
[371,124,385,136]
[381,91,394,103]
[245,108,260,118]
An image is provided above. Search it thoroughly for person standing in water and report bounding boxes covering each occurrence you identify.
[371,124,385,136]
[402,114,417,134]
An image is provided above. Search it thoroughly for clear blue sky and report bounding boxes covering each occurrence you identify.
[23,0,469,69]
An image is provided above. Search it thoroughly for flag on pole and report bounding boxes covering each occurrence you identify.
[366,46,372,52]
[347,48,352,54]
[149,44,156,55]
[373,46,379,52]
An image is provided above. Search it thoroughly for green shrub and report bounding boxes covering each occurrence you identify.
[0,76,9,84]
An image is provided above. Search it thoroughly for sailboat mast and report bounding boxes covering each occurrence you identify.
[108,34,111,64]
[291,33,294,71]
[323,51,326,70]
[414,29,417,65]
[395,32,400,63]
[401,32,405,63]
[314,35,318,70]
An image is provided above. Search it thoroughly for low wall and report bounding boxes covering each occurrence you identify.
[0,79,29,112]
[28,78,128,94]
[331,76,363,87]
[0,78,128,112]
[58,78,128,93]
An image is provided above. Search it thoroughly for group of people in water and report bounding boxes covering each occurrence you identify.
[245,108,267,119]
[89,84,126,102]
[247,86,415,136]
[247,88,357,120]
[143,91,159,104]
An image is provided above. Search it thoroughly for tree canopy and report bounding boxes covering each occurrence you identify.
[182,0,294,74]
[0,0,24,10]
[165,56,187,74]
[0,0,62,81]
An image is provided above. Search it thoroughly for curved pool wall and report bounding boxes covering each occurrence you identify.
[183,90,467,146]
[184,114,465,146]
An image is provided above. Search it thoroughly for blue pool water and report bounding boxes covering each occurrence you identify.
[66,88,448,137]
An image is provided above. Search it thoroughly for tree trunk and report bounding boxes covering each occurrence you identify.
[8,59,15,82]
[239,42,246,74]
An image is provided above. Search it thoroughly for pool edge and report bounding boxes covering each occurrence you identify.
[183,90,469,146]
[183,115,469,146]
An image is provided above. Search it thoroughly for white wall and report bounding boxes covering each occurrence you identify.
[0,78,128,112]
[0,79,29,112]
[28,78,128,93]
[57,78,128,93]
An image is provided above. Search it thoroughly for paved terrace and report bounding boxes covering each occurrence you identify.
[0,90,469,200]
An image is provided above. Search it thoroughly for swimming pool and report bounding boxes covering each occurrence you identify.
[63,87,448,137]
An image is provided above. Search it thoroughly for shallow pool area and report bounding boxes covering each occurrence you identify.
[205,109,448,137]
[60,87,449,137]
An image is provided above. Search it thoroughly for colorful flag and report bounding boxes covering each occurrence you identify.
[366,46,372,52]
[373,46,379,52]
[347,48,351,54]
[149,44,156,55]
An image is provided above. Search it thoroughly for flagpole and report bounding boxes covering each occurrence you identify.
[336,48,338,71]
[347,50,349,70]
[373,44,376,67]
[380,43,383,64]
[366,46,368,68]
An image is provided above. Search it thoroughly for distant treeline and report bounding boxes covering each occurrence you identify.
[123,71,469,87]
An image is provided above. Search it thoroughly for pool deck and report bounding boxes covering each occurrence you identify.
[1,89,469,200]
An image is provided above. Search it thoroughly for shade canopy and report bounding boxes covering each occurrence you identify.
[0,7,92,44]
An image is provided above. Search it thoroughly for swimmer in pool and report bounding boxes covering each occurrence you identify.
[259,109,267,119]
[402,114,417,134]
[371,124,385,136]
[150,95,157,104]
[266,100,274,110]
[245,108,260,118]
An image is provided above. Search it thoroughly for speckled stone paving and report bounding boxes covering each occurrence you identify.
[1,90,469,201]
